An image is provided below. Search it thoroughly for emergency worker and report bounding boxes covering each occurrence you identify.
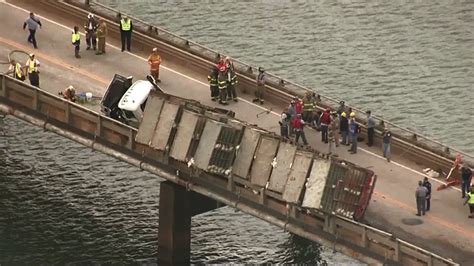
[340,112,349,145]
[148,48,162,82]
[9,60,25,81]
[302,92,315,123]
[423,177,432,211]
[208,67,219,101]
[293,113,308,146]
[71,26,81,58]
[461,164,472,198]
[254,67,265,104]
[84,13,98,50]
[25,53,40,87]
[320,108,331,143]
[119,15,133,52]
[217,66,228,105]
[225,58,238,102]
[348,112,359,154]
[464,187,474,218]
[96,19,107,55]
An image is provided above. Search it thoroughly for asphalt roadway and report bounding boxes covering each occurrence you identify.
[1,0,473,263]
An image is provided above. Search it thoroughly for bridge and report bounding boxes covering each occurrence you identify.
[0,0,472,265]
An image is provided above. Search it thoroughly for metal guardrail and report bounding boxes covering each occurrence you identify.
[0,74,458,265]
[72,0,474,166]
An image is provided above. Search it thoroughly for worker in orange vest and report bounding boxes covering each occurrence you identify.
[148,47,162,82]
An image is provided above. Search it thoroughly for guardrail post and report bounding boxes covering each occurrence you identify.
[427,254,433,266]
[65,102,71,124]
[32,88,39,110]
[96,115,102,137]
[127,128,135,150]
[1,75,6,97]
[394,239,400,262]
[323,214,336,235]
[361,226,368,247]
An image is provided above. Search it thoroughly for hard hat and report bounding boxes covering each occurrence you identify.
[88,13,94,19]
[67,85,74,90]
[350,112,356,117]
[152,47,158,52]
[29,53,35,57]
[258,67,264,72]
[341,112,346,118]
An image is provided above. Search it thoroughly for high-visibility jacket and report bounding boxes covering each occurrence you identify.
[468,192,474,204]
[71,32,80,44]
[302,99,315,112]
[14,63,23,79]
[217,72,227,90]
[148,54,161,71]
[26,59,39,73]
[292,117,304,130]
[120,19,131,31]
[208,73,218,87]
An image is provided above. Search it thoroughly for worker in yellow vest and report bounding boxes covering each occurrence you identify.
[25,53,40,87]
[71,26,81,58]
[464,186,474,218]
[9,60,25,81]
[119,15,133,52]
[147,48,162,82]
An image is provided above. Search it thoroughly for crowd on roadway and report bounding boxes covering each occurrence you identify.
[10,8,474,222]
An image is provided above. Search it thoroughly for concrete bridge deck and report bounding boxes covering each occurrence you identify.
[0,0,472,264]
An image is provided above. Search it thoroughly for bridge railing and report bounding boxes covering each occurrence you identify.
[69,0,474,167]
[0,73,458,266]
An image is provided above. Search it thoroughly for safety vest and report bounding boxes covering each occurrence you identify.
[302,99,315,112]
[71,32,80,43]
[120,19,131,31]
[468,192,474,205]
[148,54,161,70]
[14,63,23,79]
[26,59,39,73]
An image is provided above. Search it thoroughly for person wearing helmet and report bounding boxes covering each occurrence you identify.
[84,13,98,50]
[71,26,81,58]
[217,66,228,105]
[253,67,266,104]
[148,48,162,82]
[25,53,40,87]
[340,112,349,145]
[348,112,359,154]
[225,58,238,102]
[208,66,219,101]
[293,113,308,146]
[319,108,331,143]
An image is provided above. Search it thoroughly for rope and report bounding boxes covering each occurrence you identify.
[0,50,30,75]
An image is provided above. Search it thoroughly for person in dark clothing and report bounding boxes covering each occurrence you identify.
[23,12,42,49]
[383,128,392,162]
[339,112,349,145]
[279,112,290,139]
[84,13,98,50]
[461,164,472,198]
[366,110,375,147]
[423,177,432,211]
[119,15,133,52]
[415,180,428,216]
[208,67,219,101]
[293,114,308,146]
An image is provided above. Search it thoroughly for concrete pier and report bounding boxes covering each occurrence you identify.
[158,181,221,264]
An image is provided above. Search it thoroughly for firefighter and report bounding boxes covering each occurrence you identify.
[84,13,98,50]
[302,92,315,123]
[9,60,25,81]
[147,48,162,82]
[25,53,40,87]
[217,66,228,105]
[225,57,238,102]
[72,26,81,58]
[208,66,219,101]
[253,67,265,104]
[293,113,308,146]
[96,19,107,55]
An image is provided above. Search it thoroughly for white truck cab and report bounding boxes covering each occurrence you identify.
[118,80,153,127]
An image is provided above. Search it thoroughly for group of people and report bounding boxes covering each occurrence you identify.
[71,13,109,58]
[208,57,239,105]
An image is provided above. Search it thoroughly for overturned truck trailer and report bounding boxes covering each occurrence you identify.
[135,92,376,221]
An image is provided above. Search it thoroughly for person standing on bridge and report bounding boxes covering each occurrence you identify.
[293,114,308,146]
[463,186,474,218]
[96,19,108,55]
[8,60,25,81]
[119,15,133,52]
[23,12,42,49]
[225,57,238,102]
[72,26,81,59]
[148,48,162,82]
[25,53,40,87]
[382,128,392,162]
[208,66,219,101]
[217,66,228,105]
[340,112,349,146]
[461,163,472,198]
[415,180,428,216]
[348,112,359,154]
[319,108,331,143]
[366,110,375,147]
[84,14,98,50]
[253,67,266,105]
[423,177,432,212]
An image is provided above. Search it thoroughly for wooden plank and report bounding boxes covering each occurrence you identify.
[249,136,279,187]
[232,127,262,179]
[170,110,199,161]
[302,159,331,209]
[282,151,313,203]
[150,102,180,150]
[135,96,164,144]
[268,142,296,193]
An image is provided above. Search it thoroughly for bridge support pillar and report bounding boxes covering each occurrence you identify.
[158,181,222,264]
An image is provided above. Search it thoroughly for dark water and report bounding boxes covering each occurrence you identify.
[0,117,361,264]
[99,0,474,154]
